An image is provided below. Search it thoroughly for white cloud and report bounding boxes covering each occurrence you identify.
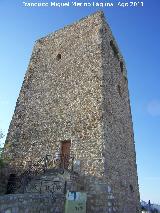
[147,100,160,116]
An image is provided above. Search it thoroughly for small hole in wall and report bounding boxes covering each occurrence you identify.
[110,40,119,59]
[129,184,134,193]
[99,27,104,34]
[120,61,123,73]
[80,186,85,191]
[117,85,122,97]
[56,54,61,61]
[124,76,127,82]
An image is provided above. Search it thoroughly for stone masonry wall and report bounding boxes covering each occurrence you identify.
[3,11,104,178]
[0,193,64,213]
[100,15,140,212]
[0,167,9,195]
[3,11,140,213]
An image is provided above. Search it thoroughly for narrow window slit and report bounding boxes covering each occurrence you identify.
[110,40,119,59]
[117,85,122,97]
[56,54,61,61]
[129,184,134,193]
[120,61,123,73]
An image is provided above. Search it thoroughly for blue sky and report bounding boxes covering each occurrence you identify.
[0,0,160,204]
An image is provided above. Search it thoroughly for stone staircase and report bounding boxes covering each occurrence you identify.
[0,168,80,213]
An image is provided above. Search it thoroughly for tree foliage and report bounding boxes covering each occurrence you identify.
[0,130,4,140]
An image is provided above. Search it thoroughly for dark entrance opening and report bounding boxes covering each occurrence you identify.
[6,174,17,194]
[61,140,71,169]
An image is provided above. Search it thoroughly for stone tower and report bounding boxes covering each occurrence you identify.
[3,11,140,213]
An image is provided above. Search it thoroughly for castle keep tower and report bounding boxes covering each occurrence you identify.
[3,11,140,213]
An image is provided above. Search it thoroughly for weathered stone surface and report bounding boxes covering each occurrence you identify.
[0,167,9,194]
[2,11,140,213]
[0,193,65,213]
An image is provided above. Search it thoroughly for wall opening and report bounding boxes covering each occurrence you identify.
[117,85,122,97]
[56,53,61,61]
[124,76,127,82]
[120,61,123,73]
[6,174,17,194]
[110,40,119,59]
[61,140,71,169]
[129,184,134,193]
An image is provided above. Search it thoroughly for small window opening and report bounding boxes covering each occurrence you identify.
[124,76,127,82]
[117,85,122,97]
[120,61,123,73]
[110,40,119,59]
[56,54,61,61]
[129,184,134,193]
